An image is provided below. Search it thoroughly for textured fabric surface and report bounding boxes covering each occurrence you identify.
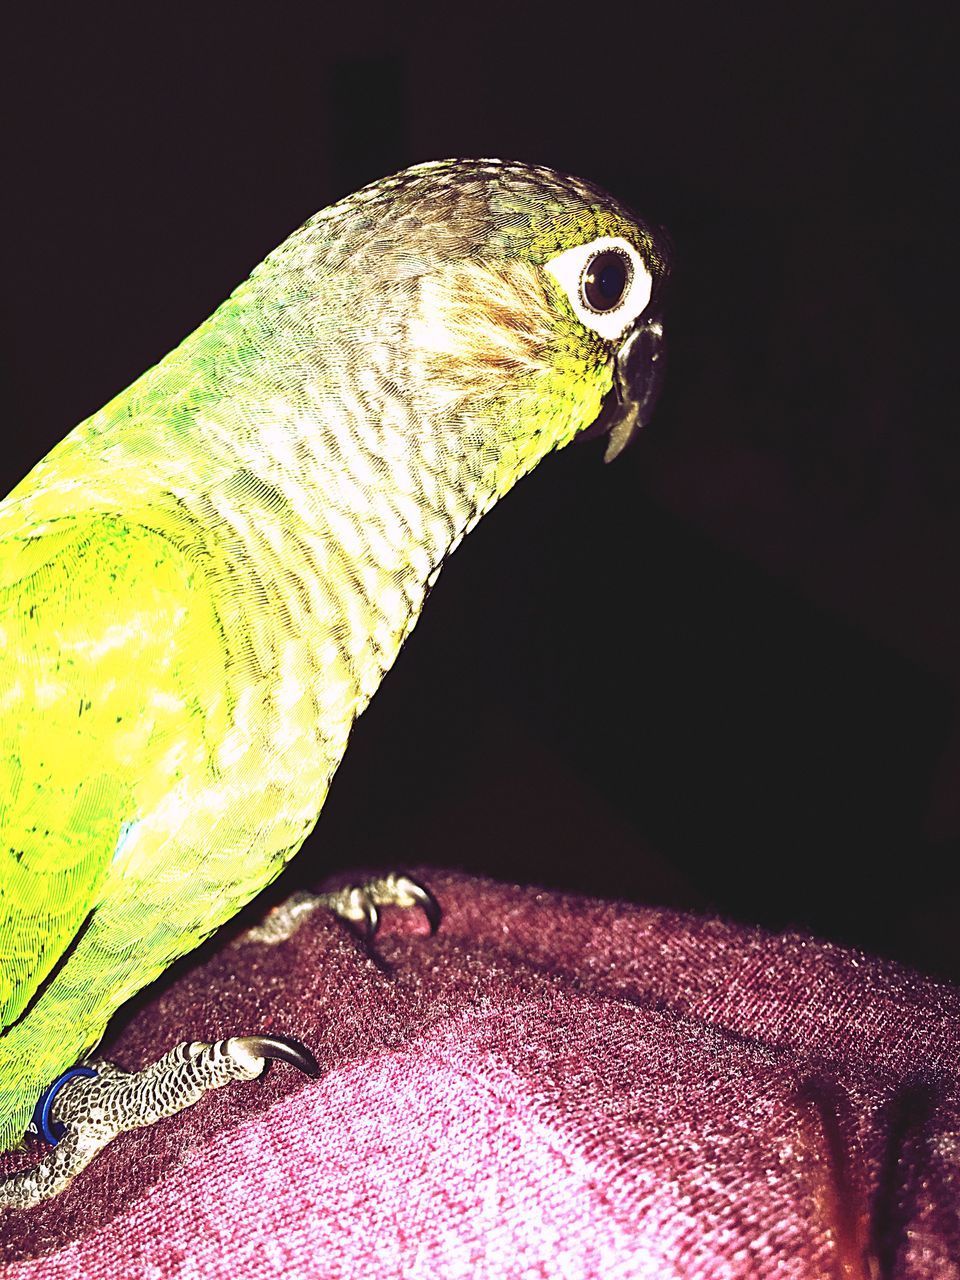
[1,870,958,1277]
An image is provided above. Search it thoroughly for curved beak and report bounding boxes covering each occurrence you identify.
[602,315,666,461]
[581,314,666,461]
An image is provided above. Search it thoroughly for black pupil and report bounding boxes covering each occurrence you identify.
[583,251,630,312]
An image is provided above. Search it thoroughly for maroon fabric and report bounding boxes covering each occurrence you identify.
[1,871,958,1277]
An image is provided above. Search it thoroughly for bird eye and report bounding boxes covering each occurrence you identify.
[581,249,632,313]
[545,235,653,342]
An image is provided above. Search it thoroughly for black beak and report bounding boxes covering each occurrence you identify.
[604,315,666,460]
[581,314,666,461]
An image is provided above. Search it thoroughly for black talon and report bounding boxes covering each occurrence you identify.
[236,1035,321,1078]
[401,875,441,935]
[360,898,379,941]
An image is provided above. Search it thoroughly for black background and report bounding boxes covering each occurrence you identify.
[3,4,957,977]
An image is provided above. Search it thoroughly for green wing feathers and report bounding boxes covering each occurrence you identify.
[0,514,231,1145]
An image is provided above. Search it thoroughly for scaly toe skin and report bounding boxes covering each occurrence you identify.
[317,871,441,939]
[0,1034,318,1210]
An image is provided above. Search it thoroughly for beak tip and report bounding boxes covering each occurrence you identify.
[602,420,635,463]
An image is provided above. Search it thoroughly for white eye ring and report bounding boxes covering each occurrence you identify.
[545,235,653,342]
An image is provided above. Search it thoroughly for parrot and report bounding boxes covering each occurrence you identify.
[0,158,669,1206]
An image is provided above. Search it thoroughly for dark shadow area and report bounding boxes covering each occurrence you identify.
[308,444,954,970]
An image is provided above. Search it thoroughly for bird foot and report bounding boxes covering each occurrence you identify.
[314,872,441,941]
[0,1035,318,1210]
[241,874,441,947]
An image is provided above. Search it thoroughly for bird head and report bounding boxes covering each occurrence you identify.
[243,159,670,509]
